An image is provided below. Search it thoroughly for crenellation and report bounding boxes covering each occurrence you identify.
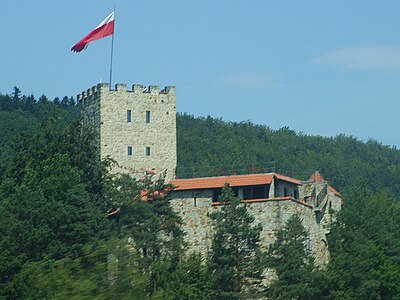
[161,86,175,94]
[78,83,176,97]
[79,82,177,181]
[115,83,127,91]
[99,83,109,91]
[132,84,145,92]
[147,85,159,94]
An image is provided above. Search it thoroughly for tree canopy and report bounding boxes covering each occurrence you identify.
[1,89,400,299]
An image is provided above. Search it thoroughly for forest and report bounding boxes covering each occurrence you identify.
[0,87,399,299]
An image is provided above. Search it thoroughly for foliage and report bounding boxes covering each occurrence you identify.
[104,173,184,271]
[10,239,151,300]
[326,185,400,299]
[0,114,110,297]
[267,214,324,300]
[152,254,213,300]
[177,113,400,199]
[208,184,264,299]
[1,89,400,299]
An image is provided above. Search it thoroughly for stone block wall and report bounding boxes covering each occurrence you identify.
[170,187,339,267]
[170,190,216,254]
[78,83,177,181]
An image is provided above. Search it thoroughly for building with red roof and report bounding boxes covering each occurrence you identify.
[169,171,343,267]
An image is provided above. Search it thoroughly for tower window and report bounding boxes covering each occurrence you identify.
[146,147,150,156]
[127,146,133,156]
[306,233,312,252]
[146,111,150,123]
[127,110,131,122]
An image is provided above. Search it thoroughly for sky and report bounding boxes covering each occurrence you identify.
[1,1,400,148]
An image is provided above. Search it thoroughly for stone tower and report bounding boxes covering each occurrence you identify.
[77,83,177,181]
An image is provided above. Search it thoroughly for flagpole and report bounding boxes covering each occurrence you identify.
[109,5,116,91]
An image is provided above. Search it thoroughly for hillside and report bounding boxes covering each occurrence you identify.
[0,90,400,299]
[1,91,399,200]
[177,113,400,199]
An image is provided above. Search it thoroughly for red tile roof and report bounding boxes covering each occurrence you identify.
[308,171,341,196]
[274,173,302,185]
[328,185,341,196]
[170,173,302,191]
[140,189,166,201]
[308,171,324,182]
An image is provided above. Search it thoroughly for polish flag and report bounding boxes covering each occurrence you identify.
[71,11,115,52]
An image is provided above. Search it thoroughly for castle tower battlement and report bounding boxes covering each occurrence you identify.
[78,83,177,181]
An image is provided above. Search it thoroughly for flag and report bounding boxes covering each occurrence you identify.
[71,11,115,52]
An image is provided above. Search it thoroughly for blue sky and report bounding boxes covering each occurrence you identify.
[1,1,400,147]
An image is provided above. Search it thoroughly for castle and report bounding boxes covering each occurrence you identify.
[78,83,343,267]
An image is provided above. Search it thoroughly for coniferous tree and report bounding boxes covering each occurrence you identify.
[208,184,264,300]
[12,86,21,102]
[327,184,400,299]
[103,172,186,297]
[176,113,400,199]
[159,253,213,300]
[0,111,110,298]
[267,214,322,300]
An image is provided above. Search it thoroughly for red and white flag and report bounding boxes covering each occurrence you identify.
[71,11,115,52]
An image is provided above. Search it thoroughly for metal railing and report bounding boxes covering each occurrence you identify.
[176,162,276,179]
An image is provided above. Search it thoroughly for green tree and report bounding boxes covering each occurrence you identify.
[0,153,108,298]
[11,239,152,300]
[0,111,110,298]
[103,172,186,297]
[267,214,322,300]
[176,113,400,199]
[105,173,184,269]
[162,254,213,300]
[208,184,264,299]
[327,184,400,300]
[12,86,21,102]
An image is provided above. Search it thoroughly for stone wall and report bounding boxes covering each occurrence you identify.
[78,83,177,181]
[170,185,340,267]
[170,190,216,254]
[273,179,299,198]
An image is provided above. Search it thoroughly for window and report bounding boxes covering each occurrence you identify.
[306,234,312,252]
[127,110,131,122]
[243,186,253,200]
[212,188,222,202]
[146,111,150,123]
[146,147,150,156]
[253,185,266,199]
[283,187,288,197]
[127,146,132,156]
[232,187,239,198]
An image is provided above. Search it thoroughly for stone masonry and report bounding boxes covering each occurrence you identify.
[78,83,177,181]
[78,82,343,282]
[171,173,342,266]
[170,173,342,267]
